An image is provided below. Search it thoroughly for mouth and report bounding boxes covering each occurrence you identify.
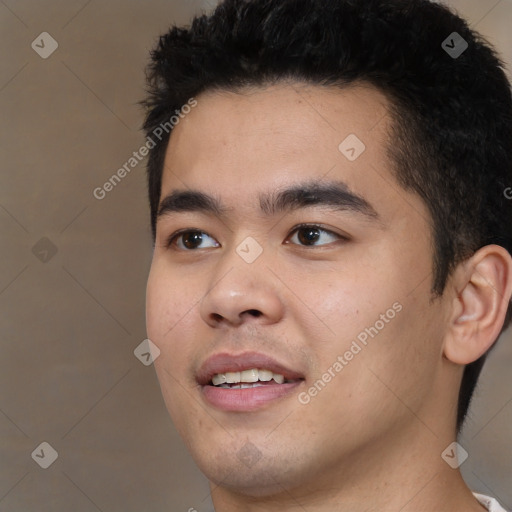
[197,352,305,411]
[210,368,300,388]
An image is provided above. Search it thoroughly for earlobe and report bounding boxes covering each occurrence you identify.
[443,245,512,365]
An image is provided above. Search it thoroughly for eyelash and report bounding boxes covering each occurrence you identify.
[164,224,346,250]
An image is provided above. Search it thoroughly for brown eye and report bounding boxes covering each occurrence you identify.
[287,225,343,247]
[297,226,321,245]
[167,230,220,250]
[182,231,204,249]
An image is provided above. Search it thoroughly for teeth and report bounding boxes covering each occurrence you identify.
[221,383,268,389]
[240,369,259,382]
[258,369,273,381]
[212,373,227,385]
[225,371,240,383]
[273,374,284,384]
[211,368,287,386]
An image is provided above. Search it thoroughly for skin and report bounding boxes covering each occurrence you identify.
[146,82,512,512]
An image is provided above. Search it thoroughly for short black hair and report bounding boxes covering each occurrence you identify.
[142,0,512,432]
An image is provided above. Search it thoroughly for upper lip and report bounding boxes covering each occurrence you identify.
[196,351,305,385]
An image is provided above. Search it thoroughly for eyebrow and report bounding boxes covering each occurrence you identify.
[157,180,379,222]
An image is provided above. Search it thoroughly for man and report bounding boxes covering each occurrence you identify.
[142,0,512,510]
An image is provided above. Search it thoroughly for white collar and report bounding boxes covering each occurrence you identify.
[473,492,509,512]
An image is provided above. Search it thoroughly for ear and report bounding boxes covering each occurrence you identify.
[443,245,512,365]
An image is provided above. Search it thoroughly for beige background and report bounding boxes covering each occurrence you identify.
[0,1,511,511]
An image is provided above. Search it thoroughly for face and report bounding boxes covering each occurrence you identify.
[146,83,451,496]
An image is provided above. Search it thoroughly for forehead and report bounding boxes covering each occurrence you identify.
[160,82,416,222]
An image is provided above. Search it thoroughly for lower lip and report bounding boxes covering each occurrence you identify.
[201,381,303,411]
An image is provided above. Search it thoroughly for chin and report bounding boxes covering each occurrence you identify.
[195,445,309,498]
[207,467,292,498]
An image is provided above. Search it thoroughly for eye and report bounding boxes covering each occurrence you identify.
[286,224,344,247]
[166,230,220,250]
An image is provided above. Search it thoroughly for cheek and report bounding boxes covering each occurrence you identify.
[146,262,202,423]
[145,260,201,361]
[347,288,441,413]
[285,264,381,344]
[294,259,434,385]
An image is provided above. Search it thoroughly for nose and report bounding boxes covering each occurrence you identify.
[199,248,285,328]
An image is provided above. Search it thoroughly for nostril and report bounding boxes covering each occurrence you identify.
[246,309,262,317]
